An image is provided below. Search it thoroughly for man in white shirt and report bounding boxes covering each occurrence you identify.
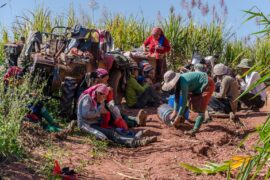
[236,59,267,111]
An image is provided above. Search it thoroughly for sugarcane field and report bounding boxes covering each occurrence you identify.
[1,0,270,179]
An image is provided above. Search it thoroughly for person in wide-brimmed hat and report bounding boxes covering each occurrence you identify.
[207,64,240,120]
[161,70,215,136]
[236,59,266,111]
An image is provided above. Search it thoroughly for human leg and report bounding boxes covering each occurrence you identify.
[91,124,156,147]
[240,93,265,109]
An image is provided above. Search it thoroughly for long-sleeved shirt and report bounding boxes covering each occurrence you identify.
[77,94,102,127]
[214,75,240,112]
[239,72,266,101]
[174,72,208,116]
[143,35,171,54]
[125,75,148,107]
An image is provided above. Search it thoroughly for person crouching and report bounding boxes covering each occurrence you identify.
[208,64,240,121]
[161,70,215,136]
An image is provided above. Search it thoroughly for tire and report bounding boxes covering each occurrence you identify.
[109,70,123,105]
[60,77,78,120]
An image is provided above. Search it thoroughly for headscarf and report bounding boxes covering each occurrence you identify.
[96,68,109,78]
[143,64,153,73]
[81,83,109,107]
[151,27,164,36]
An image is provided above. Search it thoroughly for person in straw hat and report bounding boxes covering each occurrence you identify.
[236,59,267,111]
[207,64,240,120]
[161,70,215,136]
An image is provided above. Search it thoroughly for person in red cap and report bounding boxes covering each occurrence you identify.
[142,27,171,81]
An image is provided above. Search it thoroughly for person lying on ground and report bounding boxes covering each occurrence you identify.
[161,70,215,136]
[125,62,162,108]
[3,66,76,140]
[207,64,240,121]
[77,83,157,147]
[236,58,267,111]
[24,95,76,140]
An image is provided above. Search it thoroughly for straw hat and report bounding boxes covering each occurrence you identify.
[161,70,181,92]
[236,59,252,69]
[213,63,228,76]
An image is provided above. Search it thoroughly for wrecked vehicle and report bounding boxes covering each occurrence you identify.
[5,25,129,120]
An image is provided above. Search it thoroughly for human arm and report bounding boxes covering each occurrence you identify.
[246,72,260,90]
[79,95,102,120]
[130,77,149,94]
[214,77,229,99]
[236,74,246,91]
[143,36,151,49]
[176,82,189,117]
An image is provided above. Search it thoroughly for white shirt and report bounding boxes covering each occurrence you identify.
[240,72,267,101]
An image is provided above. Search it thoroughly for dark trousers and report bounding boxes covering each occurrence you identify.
[91,124,136,147]
[133,87,160,109]
[156,59,167,82]
[240,93,265,109]
[208,97,232,114]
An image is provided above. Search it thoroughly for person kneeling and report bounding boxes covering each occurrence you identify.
[208,64,240,121]
[77,84,157,147]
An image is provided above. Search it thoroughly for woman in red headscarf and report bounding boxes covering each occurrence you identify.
[142,27,171,81]
[77,83,157,147]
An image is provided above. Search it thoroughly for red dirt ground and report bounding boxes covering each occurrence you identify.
[1,95,269,180]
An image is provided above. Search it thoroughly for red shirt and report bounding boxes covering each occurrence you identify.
[143,35,171,54]
[3,66,22,84]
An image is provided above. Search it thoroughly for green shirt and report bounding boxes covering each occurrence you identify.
[174,72,208,116]
[125,75,148,107]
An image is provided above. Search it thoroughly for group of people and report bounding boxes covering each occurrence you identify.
[159,57,267,135]
[2,26,267,148]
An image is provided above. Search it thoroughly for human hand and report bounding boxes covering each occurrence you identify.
[100,106,108,114]
[169,110,177,120]
[155,45,164,50]
[236,74,242,80]
[172,115,184,128]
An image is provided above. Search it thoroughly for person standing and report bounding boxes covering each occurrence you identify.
[142,27,171,81]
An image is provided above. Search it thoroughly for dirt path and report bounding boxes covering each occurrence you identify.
[1,97,269,179]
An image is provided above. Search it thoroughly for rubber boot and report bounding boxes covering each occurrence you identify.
[132,136,157,147]
[123,115,138,128]
[65,120,77,134]
[185,114,204,136]
[136,109,147,126]
[40,107,55,125]
[40,108,61,132]
[134,129,150,139]
[194,114,204,130]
